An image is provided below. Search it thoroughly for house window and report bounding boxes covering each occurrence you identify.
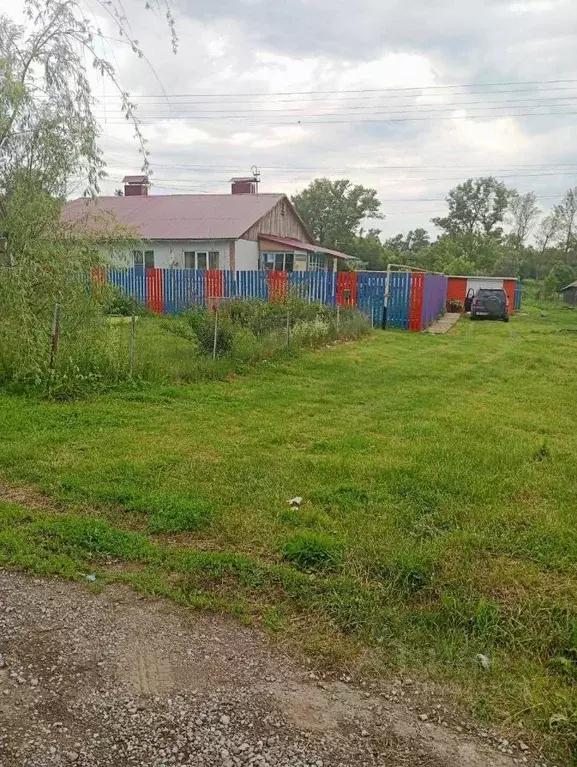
[184,251,220,270]
[308,253,327,272]
[261,252,294,272]
[133,250,155,268]
[0,237,11,267]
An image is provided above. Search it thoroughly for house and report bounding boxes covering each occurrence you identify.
[62,175,351,273]
[560,281,577,305]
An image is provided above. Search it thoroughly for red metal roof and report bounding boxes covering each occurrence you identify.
[259,234,351,260]
[62,193,285,240]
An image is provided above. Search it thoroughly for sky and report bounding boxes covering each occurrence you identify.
[4,0,577,238]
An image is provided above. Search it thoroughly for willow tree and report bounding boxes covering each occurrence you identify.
[0,0,175,394]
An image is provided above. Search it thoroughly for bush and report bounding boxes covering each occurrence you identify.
[182,305,236,356]
[102,286,140,316]
[282,531,344,571]
[0,181,136,397]
[291,316,331,347]
[177,300,370,360]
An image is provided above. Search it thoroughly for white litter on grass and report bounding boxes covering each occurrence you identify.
[85,574,97,582]
[476,653,491,670]
[288,497,302,508]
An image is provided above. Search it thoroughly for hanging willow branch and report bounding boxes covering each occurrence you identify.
[0,0,177,200]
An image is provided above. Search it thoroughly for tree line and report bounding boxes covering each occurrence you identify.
[292,178,577,294]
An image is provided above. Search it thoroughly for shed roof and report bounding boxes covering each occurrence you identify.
[259,234,351,260]
[560,280,577,291]
[62,193,285,240]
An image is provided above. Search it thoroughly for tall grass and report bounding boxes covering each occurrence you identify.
[124,299,371,385]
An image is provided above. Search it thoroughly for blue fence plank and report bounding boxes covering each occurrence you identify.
[386,271,411,329]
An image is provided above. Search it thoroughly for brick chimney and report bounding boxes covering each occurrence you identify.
[231,176,259,195]
[123,175,149,196]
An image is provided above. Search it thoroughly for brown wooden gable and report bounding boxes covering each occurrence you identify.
[240,196,313,244]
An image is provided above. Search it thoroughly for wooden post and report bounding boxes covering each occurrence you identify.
[212,307,219,361]
[49,303,61,374]
[129,314,136,377]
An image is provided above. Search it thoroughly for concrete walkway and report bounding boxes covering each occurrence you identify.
[426,312,461,334]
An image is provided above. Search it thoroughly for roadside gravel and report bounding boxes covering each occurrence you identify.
[0,571,549,767]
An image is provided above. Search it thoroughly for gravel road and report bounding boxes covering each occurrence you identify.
[0,571,547,767]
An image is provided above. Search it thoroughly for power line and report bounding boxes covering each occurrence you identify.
[92,97,577,118]
[143,162,577,172]
[95,77,577,99]
[94,85,577,105]
[122,172,577,183]
[95,109,577,125]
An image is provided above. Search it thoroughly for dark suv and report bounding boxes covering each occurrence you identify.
[470,288,509,322]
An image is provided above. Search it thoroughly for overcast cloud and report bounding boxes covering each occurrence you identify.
[4,0,577,236]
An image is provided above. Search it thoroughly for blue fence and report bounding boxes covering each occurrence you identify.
[98,267,448,330]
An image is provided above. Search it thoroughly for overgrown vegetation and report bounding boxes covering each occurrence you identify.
[0,298,576,762]
[0,290,369,398]
[0,0,175,397]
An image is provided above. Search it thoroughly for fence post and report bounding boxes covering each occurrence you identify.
[129,314,136,377]
[212,306,219,361]
[286,308,290,347]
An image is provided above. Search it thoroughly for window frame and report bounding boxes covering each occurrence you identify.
[308,253,327,272]
[260,251,294,272]
[133,249,155,269]
[183,250,220,270]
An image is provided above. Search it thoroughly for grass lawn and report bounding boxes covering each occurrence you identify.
[1,299,577,761]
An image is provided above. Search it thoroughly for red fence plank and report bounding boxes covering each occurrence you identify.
[146,268,164,314]
[206,269,224,300]
[409,272,424,331]
[337,272,358,306]
[503,279,516,315]
[268,271,288,302]
[91,267,106,286]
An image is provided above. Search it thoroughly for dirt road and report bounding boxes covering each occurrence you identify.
[0,571,543,766]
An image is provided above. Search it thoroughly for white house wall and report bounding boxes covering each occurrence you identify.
[106,240,231,270]
[235,239,260,270]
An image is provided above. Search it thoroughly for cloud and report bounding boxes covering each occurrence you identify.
[3,0,575,236]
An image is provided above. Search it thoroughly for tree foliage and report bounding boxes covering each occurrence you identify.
[0,0,175,395]
[340,175,577,295]
[507,191,540,248]
[432,177,511,238]
[292,178,382,250]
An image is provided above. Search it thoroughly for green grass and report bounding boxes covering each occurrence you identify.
[1,298,577,761]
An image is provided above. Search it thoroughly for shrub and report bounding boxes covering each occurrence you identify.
[291,317,331,347]
[282,531,344,571]
[102,286,140,316]
[0,181,136,397]
[183,305,235,356]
